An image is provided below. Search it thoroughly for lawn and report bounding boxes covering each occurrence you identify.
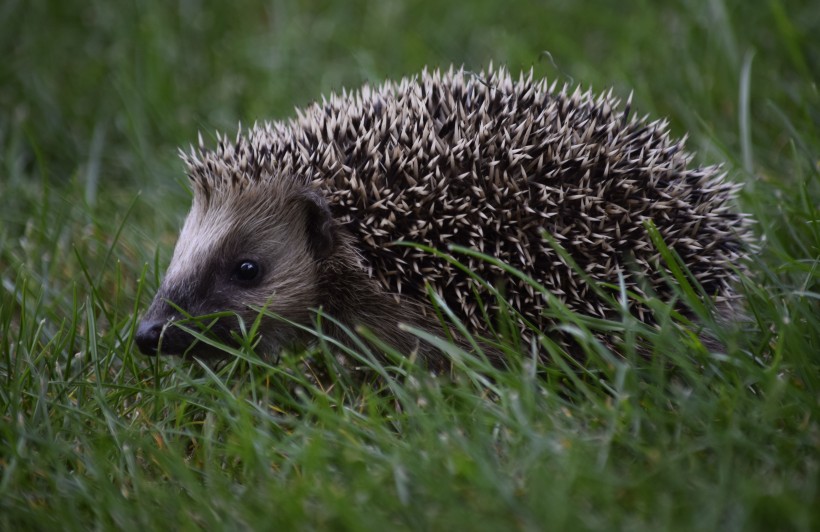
[1,0,818,529]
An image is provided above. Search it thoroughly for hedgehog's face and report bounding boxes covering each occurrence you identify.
[135,182,336,359]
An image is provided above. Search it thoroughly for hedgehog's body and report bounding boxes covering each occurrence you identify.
[135,66,750,366]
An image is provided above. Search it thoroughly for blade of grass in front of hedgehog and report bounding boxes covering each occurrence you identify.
[447,242,606,331]
[254,305,414,395]
[445,243,625,353]
[399,324,502,396]
[423,282,491,366]
[393,242,595,374]
[462,232,730,360]
[172,318,278,373]
[353,326,417,375]
[394,241,536,325]
[643,219,711,319]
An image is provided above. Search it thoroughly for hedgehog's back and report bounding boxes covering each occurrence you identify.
[212,66,751,334]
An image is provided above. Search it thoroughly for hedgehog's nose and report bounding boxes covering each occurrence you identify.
[135,320,164,355]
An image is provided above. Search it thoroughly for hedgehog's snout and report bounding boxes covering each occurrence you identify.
[135,319,164,355]
[136,292,198,356]
[135,315,214,357]
[136,292,186,356]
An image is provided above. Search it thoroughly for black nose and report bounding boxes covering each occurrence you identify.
[135,320,164,355]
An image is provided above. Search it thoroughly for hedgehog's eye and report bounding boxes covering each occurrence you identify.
[232,260,261,283]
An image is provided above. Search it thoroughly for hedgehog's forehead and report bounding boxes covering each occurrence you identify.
[185,181,276,237]
[186,165,300,211]
[189,172,269,197]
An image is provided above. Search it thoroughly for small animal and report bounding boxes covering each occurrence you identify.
[135,66,750,368]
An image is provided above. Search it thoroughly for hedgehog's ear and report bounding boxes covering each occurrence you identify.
[300,190,335,260]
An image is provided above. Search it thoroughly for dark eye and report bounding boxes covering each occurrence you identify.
[233,260,261,283]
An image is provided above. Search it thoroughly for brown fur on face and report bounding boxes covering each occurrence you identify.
[138,176,323,356]
[135,172,445,368]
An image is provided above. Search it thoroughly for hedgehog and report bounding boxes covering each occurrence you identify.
[135,65,750,369]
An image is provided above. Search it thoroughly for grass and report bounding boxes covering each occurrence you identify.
[1,0,819,529]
